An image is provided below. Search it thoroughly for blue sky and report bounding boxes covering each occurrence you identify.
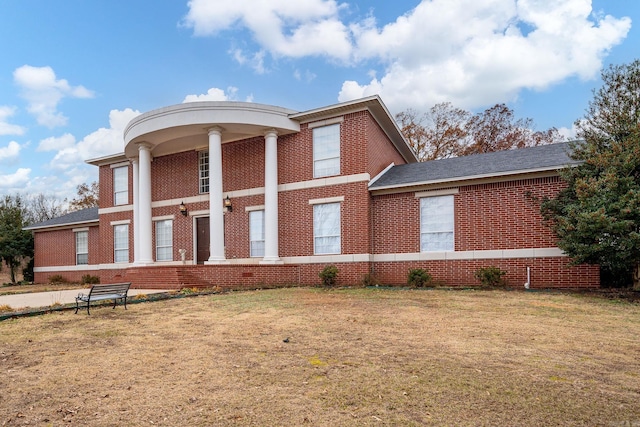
[0,0,637,202]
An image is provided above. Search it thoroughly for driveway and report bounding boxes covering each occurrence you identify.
[0,288,169,311]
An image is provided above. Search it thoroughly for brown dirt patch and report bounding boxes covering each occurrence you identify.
[1,288,639,426]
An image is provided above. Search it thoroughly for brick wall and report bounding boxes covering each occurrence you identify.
[372,259,599,289]
[367,114,408,177]
[370,175,600,288]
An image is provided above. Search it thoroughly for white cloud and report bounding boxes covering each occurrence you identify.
[183,87,239,102]
[339,0,631,111]
[48,108,140,170]
[0,141,22,161]
[0,168,31,190]
[13,65,95,128]
[183,87,256,103]
[182,0,353,61]
[184,0,631,113]
[0,106,26,136]
[294,69,317,83]
[37,133,76,152]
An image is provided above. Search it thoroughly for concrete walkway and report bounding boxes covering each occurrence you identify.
[0,288,169,311]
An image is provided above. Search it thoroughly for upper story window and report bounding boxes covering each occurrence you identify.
[420,195,454,252]
[313,123,340,178]
[113,166,128,206]
[75,231,88,265]
[199,151,209,193]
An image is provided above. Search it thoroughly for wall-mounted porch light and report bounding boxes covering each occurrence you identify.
[179,201,188,216]
[224,195,233,212]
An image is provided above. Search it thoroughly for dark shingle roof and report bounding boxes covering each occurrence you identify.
[369,142,579,190]
[24,207,99,231]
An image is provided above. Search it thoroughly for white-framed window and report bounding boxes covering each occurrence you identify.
[313,202,341,254]
[75,231,88,265]
[113,166,128,206]
[114,224,129,263]
[199,150,209,194]
[249,210,265,257]
[420,195,454,252]
[313,123,340,178]
[155,220,173,261]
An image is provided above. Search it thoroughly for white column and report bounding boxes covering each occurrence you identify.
[262,130,282,264]
[132,158,140,264]
[206,127,227,263]
[137,143,153,264]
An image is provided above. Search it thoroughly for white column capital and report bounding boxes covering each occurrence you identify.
[208,126,224,136]
[264,129,278,138]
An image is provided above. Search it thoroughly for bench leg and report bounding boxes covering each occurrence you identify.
[124,296,127,310]
[112,298,117,309]
[75,300,79,314]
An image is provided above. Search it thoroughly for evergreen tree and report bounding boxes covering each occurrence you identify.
[542,60,640,289]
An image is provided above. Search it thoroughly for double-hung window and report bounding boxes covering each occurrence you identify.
[420,195,454,252]
[155,220,173,261]
[113,166,128,205]
[75,231,88,265]
[199,151,209,193]
[114,224,129,263]
[313,124,340,178]
[313,202,341,254]
[249,210,265,257]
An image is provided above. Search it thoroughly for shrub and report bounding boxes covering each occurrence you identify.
[361,272,381,287]
[474,266,507,287]
[319,265,339,287]
[407,268,432,288]
[48,274,68,284]
[81,274,100,285]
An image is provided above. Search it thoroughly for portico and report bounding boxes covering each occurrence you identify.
[123,101,300,266]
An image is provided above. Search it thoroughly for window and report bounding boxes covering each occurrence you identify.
[313,124,340,178]
[113,166,128,205]
[155,220,173,261]
[76,231,88,265]
[114,224,129,263]
[199,151,209,193]
[313,203,341,254]
[249,210,265,257]
[420,195,454,252]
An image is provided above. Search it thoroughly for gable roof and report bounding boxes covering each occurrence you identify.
[24,207,99,231]
[369,142,579,191]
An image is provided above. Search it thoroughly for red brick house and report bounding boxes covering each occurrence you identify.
[25,96,599,289]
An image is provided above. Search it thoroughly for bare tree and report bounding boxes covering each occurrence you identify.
[66,181,99,211]
[396,103,469,161]
[460,104,563,156]
[397,103,564,160]
[25,193,66,224]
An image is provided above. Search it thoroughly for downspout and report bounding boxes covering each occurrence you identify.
[524,266,531,289]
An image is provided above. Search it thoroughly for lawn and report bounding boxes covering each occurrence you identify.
[0,287,638,426]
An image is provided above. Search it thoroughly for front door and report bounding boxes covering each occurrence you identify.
[196,217,210,264]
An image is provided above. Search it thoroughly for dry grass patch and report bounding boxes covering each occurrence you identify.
[0,288,639,426]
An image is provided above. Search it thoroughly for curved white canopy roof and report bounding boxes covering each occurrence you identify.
[123,101,300,158]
